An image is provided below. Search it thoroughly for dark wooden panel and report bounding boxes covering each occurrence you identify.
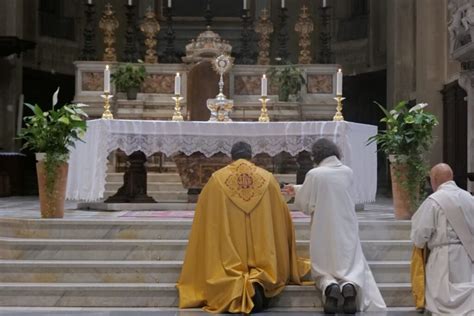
[442,80,468,189]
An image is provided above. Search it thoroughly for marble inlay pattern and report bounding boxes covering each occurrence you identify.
[82,72,104,91]
[234,75,278,95]
[307,74,333,94]
[141,74,174,94]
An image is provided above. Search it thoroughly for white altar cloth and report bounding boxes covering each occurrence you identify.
[66,119,377,203]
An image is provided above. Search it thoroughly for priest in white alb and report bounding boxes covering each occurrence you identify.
[411,163,474,315]
[283,138,386,314]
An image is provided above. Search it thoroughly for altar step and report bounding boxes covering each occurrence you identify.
[0,283,412,308]
[0,217,414,308]
[0,260,412,284]
[103,173,297,202]
[0,218,411,241]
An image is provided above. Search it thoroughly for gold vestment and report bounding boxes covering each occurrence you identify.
[177,159,310,313]
[411,246,427,311]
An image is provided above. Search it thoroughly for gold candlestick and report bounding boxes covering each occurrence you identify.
[171,95,184,121]
[99,3,119,62]
[258,96,270,122]
[101,92,114,120]
[333,95,345,121]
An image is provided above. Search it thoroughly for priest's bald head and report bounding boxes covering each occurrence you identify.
[311,138,341,165]
[430,163,453,191]
[231,141,252,160]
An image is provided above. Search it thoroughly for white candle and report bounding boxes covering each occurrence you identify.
[87,0,92,4]
[281,0,285,8]
[174,72,181,95]
[104,65,110,93]
[128,0,132,6]
[243,0,247,10]
[261,74,267,97]
[323,0,327,7]
[336,68,343,95]
[168,0,172,8]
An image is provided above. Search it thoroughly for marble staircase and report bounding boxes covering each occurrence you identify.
[0,216,414,308]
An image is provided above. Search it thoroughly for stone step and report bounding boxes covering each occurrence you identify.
[0,238,413,261]
[106,182,186,192]
[0,218,411,241]
[106,173,181,183]
[0,283,413,307]
[0,260,411,284]
[105,173,296,184]
[103,191,188,202]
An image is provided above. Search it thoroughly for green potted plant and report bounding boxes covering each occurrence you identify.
[368,101,438,219]
[19,88,88,218]
[267,63,306,102]
[112,62,147,100]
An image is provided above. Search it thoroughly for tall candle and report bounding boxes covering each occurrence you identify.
[323,0,327,7]
[281,0,285,8]
[336,68,343,95]
[261,74,267,97]
[128,0,132,6]
[168,0,172,8]
[243,0,247,10]
[104,65,110,93]
[174,72,181,95]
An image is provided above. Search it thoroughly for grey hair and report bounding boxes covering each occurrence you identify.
[231,141,252,160]
[311,138,341,164]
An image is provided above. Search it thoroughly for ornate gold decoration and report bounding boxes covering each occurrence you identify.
[182,26,233,64]
[224,162,266,202]
[171,95,184,121]
[99,3,119,62]
[140,7,160,64]
[333,95,345,121]
[258,96,270,122]
[207,55,234,121]
[294,5,314,64]
[101,92,114,119]
[255,8,274,65]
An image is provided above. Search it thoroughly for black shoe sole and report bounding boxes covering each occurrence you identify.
[323,284,340,314]
[341,284,357,314]
[251,283,265,313]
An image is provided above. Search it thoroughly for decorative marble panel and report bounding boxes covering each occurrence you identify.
[234,75,278,95]
[82,72,104,91]
[141,74,174,94]
[307,74,333,94]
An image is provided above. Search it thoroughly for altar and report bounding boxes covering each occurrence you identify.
[66,119,377,204]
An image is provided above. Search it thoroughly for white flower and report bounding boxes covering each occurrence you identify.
[390,110,400,119]
[409,103,428,112]
[52,87,60,107]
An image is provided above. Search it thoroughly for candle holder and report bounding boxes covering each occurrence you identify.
[238,8,254,64]
[258,96,270,122]
[80,2,97,61]
[99,3,119,62]
[277,7,289,63]
[140,7,160,64]
[318,5,333,64]
[333,95,345,121]
[101,92,114,120]
[123,3,138,62]
[255,8,273,65]
[295,5,314,64]
[162,5,180,63]
[171,95,184,121]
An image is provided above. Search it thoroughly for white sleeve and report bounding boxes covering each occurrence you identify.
[294,173,316,215]
[410,198,437,248]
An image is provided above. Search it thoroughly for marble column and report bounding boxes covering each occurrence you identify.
[0,0,24,151]
[386,0,416,108]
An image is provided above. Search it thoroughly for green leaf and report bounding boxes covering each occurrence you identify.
[58,116,70,125]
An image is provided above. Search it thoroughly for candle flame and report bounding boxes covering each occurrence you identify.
[263,74,266,78]
[338,68,342,72]
[106,65,109,70]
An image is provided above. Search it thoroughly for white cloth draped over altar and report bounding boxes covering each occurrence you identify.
[66,119,377,203]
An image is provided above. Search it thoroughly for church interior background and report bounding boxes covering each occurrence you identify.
[0,0,472,314]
